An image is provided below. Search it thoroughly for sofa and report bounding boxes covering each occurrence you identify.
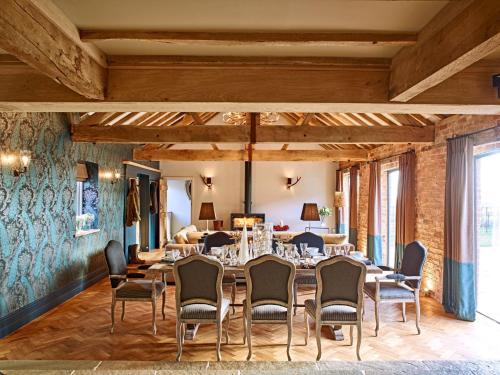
[165,225,348,252]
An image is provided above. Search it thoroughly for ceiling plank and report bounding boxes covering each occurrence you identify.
[0,0,106,99]
[390,0,500,101]
[82,30,417,46]
[133,148,368,162]
[281,144,289,150]
[72,124,434,144]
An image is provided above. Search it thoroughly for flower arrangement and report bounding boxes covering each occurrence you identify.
[273,224,289,231]
[319,206,332,226]
[76,213,95,231]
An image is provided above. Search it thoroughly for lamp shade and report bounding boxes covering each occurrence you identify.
[301,203,320,221]
[334,192,345,208]
[199,202,216,220]
[75,162,89,182]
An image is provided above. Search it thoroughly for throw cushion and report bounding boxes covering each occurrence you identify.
[323,234,347,244]
[173,233,187,244]
[186,231,204,244]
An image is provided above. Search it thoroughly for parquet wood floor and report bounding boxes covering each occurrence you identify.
[1,278,499,362]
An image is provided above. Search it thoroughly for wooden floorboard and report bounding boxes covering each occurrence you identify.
[0,278,499,362]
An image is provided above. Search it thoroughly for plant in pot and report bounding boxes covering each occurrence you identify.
[318,206,332,227]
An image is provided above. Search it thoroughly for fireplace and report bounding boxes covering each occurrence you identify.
[230,213,265,230]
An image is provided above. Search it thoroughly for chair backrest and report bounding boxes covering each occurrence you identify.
[173,255,223,309]
[104,240,127,288]
[400,241,427,289]
[244,255,295,308]
[204,231,234,254]
[291,232,325,255]
[315,256,366,313]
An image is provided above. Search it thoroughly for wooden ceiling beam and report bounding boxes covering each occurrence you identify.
[2,60,499,113]
[72,124,434,144]
[390,0,500,101]
[82,30,417,47]
[0,0,106,99]
[133,148,368,162]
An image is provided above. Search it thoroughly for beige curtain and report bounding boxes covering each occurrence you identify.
[367,161,382,264]
[349,166,359,247]
[443,136,476,321]
[395,151,416,269]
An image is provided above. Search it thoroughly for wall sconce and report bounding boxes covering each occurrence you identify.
[201,175,213,190]
[102,169,121,184]
[0,150,31,176]
[286,176,301,190]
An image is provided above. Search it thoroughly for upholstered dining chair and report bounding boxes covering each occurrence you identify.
[291,232,325,315]
[204,231,237,314]
[104,240,166,335]
[364,241,427,336]
[243,255,296,361]
[173,254,230,361]
[304,256,366,361]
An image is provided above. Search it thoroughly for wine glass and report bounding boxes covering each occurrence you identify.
[284,245,293,261]
[172,249,180,261]
[300,243,308,258]
[195,243,205,255]
[276,243,285,258]
[324,245,332,258]
[229,246,238,265]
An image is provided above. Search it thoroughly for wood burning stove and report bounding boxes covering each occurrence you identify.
[230,213,265,230]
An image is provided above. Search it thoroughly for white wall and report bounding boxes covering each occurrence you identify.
[166,179,192,234]
[161,161,336,232]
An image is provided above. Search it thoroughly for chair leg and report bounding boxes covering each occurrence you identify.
[162,290,166,320]
[246,316,252,361]
[304,310,309,345]
[415,295,421,335]
[231,283,236,315]
[181,323,185,345]
[151,299,157,335]
[243,307,247,345]
[176,320,183,361]
[287,316,293,361]
[216,321,222,361]
[293,283,298,316]
[350,325,354,346]
[315,322,322,361]
[225,313,230,344]
[356,322,362,361]
[374,300,380,337]
[110,295,116,333]
[121,301,125,321]
[402,302,407,322]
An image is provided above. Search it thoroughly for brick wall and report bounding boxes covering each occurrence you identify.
[347,115,500,302]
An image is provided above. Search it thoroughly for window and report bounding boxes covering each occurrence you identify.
[75,161,99,234]
[342,171,350,236]
[385,169,399,267]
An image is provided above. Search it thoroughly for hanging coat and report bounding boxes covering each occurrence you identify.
[126,178,141,226]
[150,180,159,214]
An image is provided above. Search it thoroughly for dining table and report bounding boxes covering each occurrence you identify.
[148,255,383,341]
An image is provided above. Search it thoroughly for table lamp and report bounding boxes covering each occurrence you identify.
[301,203,320,231]
[199,202,216,232]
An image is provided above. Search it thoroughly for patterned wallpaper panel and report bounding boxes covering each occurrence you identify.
[0,113,132,318]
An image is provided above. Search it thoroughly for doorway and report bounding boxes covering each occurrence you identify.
[475,151,500,323]
[166,177,193,239]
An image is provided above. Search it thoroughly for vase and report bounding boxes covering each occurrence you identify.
[239,224,249,264]
[320,216,327,227]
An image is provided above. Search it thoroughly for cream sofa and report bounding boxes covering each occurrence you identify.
[165,225,347,252]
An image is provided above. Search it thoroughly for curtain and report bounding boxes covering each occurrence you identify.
[126,178,141,227]
[349,166,359,248]
[335,170,346,234]
[150,180,159,214]
[367,161,382,265]
[443,137,476,321]
[395,151,416,270]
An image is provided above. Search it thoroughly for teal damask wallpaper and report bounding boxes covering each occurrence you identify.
[0,113,132,318]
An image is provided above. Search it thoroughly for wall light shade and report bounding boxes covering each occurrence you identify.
[76,162,89,181]
[334,192,345,208]
[286,176,302,189]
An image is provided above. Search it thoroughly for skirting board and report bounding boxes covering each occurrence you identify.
[0,267,108,338]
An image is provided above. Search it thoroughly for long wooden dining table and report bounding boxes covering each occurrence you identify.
[148,257,383,341]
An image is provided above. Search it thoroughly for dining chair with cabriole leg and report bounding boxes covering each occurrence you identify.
[243,255,296,361]
[304,256,366,361]
[104,240,166,335]
[173,254,230,361]
[364,241,427,336]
